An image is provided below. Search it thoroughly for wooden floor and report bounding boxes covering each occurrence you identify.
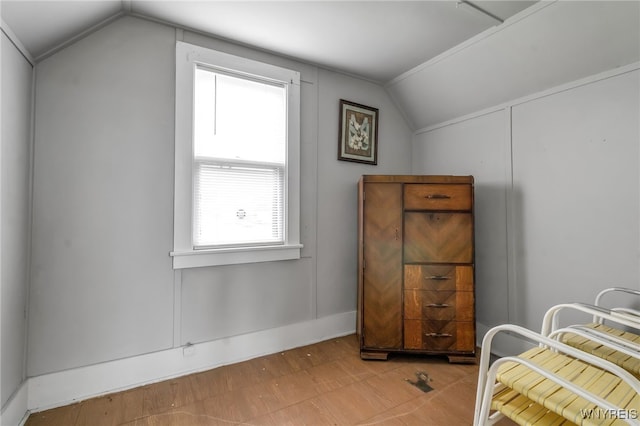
[25,334,488,425]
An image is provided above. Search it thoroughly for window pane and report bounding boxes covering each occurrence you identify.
[194,162,284,247]
[194,67,286,164]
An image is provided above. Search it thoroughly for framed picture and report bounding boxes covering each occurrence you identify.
[338,99,378,165]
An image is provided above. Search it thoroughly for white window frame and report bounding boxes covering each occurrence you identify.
[171,41,302,269]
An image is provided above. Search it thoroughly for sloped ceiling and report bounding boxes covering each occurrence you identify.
[3,1,637,131]
[1,0,536,82]
[386,1,640,130]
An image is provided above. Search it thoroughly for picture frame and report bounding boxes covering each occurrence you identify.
[338,99,378,165]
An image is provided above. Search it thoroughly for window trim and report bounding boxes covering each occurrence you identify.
[171,41,302,269]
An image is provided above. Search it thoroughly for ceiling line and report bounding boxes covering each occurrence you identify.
[33,11,125,64]
[125,9,386,85]
[122,0,132,14]
[385,0,556,88]
[1,19,35,66]
[413,61,640,136]
[457,1,504,24]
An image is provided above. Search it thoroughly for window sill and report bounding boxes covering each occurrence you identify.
[170,244,303,269]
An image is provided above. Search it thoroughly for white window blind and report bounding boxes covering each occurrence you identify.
[193,66,287,249]
[194,162,284,247]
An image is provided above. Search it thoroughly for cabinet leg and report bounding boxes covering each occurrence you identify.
[360,351,389,360]
[447,354,477,364]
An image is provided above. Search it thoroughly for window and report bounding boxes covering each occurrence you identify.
[172,42,302,268]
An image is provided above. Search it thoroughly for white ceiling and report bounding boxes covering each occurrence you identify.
[1,0,537,82]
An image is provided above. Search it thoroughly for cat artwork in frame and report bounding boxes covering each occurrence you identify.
[338,99,378,165]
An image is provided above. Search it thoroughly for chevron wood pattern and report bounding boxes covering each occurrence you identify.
[404,290,475,322]
[357,176,475,362]
[404,212,473,264]
[404,264,455,290]
[404,183,472,210]
[362,183,402,350]
[405,320,475,352]
[404,265,474,292]
[404,290,457,321]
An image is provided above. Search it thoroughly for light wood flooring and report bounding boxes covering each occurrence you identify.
[25,334,491,425]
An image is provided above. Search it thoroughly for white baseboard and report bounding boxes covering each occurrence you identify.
[27,311,356,414]
[1,380,29,426]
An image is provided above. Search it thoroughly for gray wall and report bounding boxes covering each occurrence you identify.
[408,0,640,344]
[315,69,413,318]
[25,0,638,389]
[510,71,640,330]
[413,69,640,335]
[1,32,33,407]
[412,110,509,329]
[29,17,176,376]
[28,16,412,376]
[388,1,640,131]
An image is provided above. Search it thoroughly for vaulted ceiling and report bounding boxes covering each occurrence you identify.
[2,1,638,130]
[1,0,537,83]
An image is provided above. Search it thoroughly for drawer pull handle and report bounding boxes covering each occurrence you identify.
[425,194,451,199]
[426,303,450,308]
[427,275,450,281]
[424,333,452,338]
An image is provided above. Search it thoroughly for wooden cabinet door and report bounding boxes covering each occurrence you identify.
[361,183,403,349]
[404,212,473,264]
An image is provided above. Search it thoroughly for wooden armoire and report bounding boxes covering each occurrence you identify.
[357,175,476,363]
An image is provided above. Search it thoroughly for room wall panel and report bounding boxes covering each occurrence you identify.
[29,17,176,376]
[388,1,640,131]
[178,31,412,343]
[1,31,33,408]
[412,110,509,329]
[511,69,640,330]
[412,67,640,339]
[180,259,314,344]
[28,15,413,379]
[315,69,413,318]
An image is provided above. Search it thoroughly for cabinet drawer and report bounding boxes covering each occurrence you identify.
[404,265,473,291]
[404,320,475,352]
[404,290,474,321]
[404,184,471,211]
